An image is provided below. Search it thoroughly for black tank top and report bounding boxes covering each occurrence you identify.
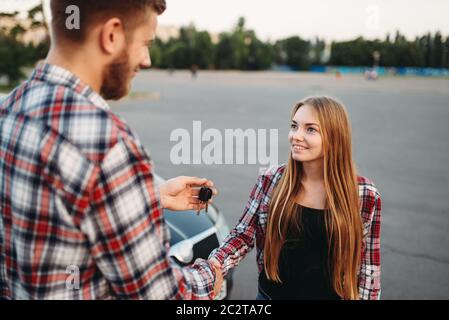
[259,205,341,300]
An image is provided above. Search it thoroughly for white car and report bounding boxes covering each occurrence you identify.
[154,174,234,300]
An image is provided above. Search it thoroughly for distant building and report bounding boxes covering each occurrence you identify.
[0,16,218,46]
[156,25,180,42]
[157,25,220,44]
[0,16,48,45]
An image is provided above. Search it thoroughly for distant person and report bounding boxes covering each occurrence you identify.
[168,64,175,75]
[365,69,379,80]
[0,0,222,299]
[205,96,382,300]
[190,64,198,79]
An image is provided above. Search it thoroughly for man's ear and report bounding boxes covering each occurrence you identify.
[99,18,126,55]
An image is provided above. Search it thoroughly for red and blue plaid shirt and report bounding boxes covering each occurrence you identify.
[0,62,216,299]
[209,165,382,300]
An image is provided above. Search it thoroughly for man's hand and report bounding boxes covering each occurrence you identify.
[159,176,218,212]
[210,259,223,299]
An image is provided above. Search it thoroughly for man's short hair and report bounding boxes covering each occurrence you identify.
[50,0,166,43]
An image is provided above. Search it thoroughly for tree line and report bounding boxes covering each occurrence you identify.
[1,10,448,87]
[0,4,49,87]
[152,17,449,71]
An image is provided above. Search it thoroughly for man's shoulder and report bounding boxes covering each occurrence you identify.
[2,79,134,163]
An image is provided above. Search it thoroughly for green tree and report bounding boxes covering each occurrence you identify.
[0,31,27,86]
[215,33,235,69]
[311,37,326,66]
[246,35,274,70]
[165,40,190,69]
[0,4,49,87]
[432,32,444,68]
[444,37,449,68]
[142,17,449,71]
[329,37,372,66]
[231,17,251,69]
[149,38,163,67]
[275,36,311,70]
[191,31,214,69]
[213,17,274,70]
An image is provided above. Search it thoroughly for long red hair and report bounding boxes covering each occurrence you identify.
[263,96,363,300]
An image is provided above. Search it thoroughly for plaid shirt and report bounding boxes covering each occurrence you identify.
[209,165,382,300]
[0,62,216,300]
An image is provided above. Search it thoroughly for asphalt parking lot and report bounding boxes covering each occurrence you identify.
[112,69,449,299]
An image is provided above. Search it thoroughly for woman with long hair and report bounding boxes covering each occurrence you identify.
[207,96,381,300]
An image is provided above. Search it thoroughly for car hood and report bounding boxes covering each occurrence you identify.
[164,209,215,245]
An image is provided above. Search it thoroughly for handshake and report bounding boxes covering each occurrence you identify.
[158,175,225,299]
[209,258,224,299]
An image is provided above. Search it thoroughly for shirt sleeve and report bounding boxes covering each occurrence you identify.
[208,173,265,277]
[358,190,382,300]
[80,137,216,299]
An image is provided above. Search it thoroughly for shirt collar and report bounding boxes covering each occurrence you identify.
[30,61,110,111]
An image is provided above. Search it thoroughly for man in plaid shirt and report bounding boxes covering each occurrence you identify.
[0,0,221,299]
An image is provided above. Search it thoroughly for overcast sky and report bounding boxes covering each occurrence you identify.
[2,0,449,41]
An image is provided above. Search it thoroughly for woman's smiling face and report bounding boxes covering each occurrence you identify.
[289,104,324,163]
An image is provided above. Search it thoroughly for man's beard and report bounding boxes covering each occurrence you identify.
[100,48,133,100]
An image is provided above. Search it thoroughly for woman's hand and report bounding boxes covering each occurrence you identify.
[159,176,217,212]
[210,258,223,299]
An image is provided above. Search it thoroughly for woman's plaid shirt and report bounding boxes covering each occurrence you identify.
[0,63,216,299]
[209,165,382,300]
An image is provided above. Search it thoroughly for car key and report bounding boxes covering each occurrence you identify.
[198,187,213,214]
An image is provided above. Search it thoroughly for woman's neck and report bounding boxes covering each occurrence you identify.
[297,159,326,209]
[301,159,324,183]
